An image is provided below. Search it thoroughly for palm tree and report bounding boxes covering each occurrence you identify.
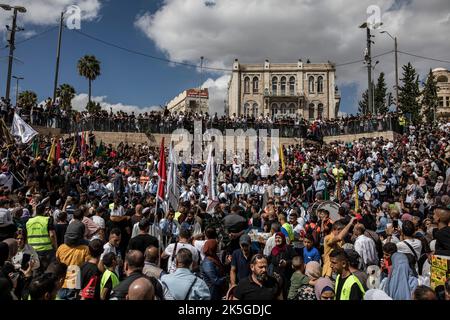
[77,55,101,105]
[56,83,76,111]
[18,90,37,108]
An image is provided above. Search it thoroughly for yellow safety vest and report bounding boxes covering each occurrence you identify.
[282,223,295,242]
[335,274,365,300]
[100,269,119,293]
[26,216,53,252]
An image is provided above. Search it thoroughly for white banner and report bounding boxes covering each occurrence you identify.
[10,113,38,144]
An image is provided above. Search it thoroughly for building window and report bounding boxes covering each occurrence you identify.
[289,76,295,95]
[318,103,324,119]
[244,103,250,116]
[309,103,315,119]
[253,103,258,117]
[309,76,315,93]
[272,77,278,96]
[289,103,296,115]
[280,77,286,95]
[317,76,324,93]
[253,77,259,93]
[280,103,287,115]
[446,96,450,107]
[271,103,278,117]
[437,75,448,83]
[244,77,250,94]
[439,97,444,107]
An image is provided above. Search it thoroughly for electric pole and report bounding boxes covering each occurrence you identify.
[53,12,64,103]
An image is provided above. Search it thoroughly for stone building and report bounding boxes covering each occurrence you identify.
[167,88,209,114]
[227,59,340,120]
[433,67,450,119]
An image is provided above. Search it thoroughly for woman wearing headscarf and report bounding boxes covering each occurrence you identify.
[364,289,392,300]
[383,252,418,300]
[200,239,226,300]
[268,232,298,299]
[11,229,40,272]
[292,261,322,300]
[314,277,335,300]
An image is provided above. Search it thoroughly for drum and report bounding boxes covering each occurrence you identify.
[364,191,372,201]
[317,201,341,222]
[307,201,321,217]
[359,183,368,193]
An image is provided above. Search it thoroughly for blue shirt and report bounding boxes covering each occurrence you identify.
[161,268,211,300]
[303,247,321,264]
[231,248,254,283]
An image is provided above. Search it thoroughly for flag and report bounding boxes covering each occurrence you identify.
[0,118,14,148]
[279,145,285,172]
[47,139,56,164]
[166,142,179,212]
[204,145,219,213]
[96,140,106,157]
[56,139,61,162]
[354,185,359,212]
[156,137,166,202]
[10,113,38,144]
[31,138,39,158]
[69,136,76,159]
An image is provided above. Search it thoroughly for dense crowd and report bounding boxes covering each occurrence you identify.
[0,112,449,300]
[1,96,402,139]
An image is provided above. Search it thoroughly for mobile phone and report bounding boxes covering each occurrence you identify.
[21,253,31,270]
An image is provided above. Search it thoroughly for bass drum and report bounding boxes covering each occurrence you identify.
[317,201,341,222]
[307,201,321,217]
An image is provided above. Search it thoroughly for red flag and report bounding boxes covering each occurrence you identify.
[156,137,166,202]
[56,139,61,162]
[80,131,85,156]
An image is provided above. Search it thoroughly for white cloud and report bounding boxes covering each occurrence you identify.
[0,0,102,28]
[135,0,450,113]
[70,93,162,114]
[201,74,230,115]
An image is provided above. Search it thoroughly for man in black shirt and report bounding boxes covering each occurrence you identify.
[127,218,159,254]
[234,254,282,300]
[79,239,104,300]
[331,249,365,300]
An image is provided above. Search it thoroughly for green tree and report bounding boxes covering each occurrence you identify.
[56,83,76,111]
[374,72,389,115]
[86,101,102,114]
[421,69,439,124]
[398,62,421,124]
[18,90,37,108]
[77,55,101,105]
[358,87,370,115]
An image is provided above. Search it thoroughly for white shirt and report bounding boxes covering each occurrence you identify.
[263,234,276,257]
[164,242,199,274]
[232,164,242,175]
[92,215,105,229]
[101,242,120,275]
[396,239,422,260]
[354,234,378,267]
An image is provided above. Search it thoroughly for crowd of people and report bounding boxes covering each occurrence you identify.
[0,111,449,300]
[1,96,402,139]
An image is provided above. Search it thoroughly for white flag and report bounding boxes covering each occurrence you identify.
[11,113,38,144]
[165,143,179,213]
[204,146,219,213]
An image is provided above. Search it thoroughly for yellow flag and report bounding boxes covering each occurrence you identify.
[69,136,76,159]
[354,185,359,212]
[47,139,56,164]
[279,145,285,172]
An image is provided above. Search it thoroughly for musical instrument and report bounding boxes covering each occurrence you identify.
[317,201,341,222]
[376,183,387,193]
[307,201,321,217]
[359,183,368,193]
[364,191,372,201]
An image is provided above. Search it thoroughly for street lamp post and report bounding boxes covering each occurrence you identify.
[380,30,399,112]
[12,75,23,106]
[0,4,26,103]
[359,23,373,115]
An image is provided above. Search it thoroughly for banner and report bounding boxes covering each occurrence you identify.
[10,113,38,144]
[430,255,450,289]
[166,142,179,212]
[204,145,219,213]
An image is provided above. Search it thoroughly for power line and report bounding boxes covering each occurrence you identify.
[0,26,58,50]
[335,50,394,67]
[398,50,450,64]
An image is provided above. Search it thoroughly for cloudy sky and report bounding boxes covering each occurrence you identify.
[0,0,449,115]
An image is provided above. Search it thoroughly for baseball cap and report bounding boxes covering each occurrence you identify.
[239,234,251,246]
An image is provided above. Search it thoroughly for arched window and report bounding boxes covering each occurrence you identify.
[437,75,448,83]
[289,76,295,95]
[289,103,296,115]
[280,103,287,115]
[253,103,258,117]
[272,77,278,96]
[309,103,315,119]
[309,76,315,93]
[253,77,259,93]
[318,103,324,119]
[317,76,324,93]
[244,103,250,116]
[244,77,250,94]
[271,103,278,117]
[280,77,286,95]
